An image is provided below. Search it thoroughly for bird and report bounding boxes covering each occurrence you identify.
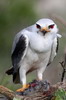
[6,18,62,92]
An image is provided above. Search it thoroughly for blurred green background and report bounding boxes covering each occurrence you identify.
[0,0,66,91]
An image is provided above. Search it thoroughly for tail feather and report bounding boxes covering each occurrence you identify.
[13,69,20,83]
[6,67,20,83]
[6,67,14,75]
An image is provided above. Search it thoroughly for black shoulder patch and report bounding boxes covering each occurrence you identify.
[11,35,26,73]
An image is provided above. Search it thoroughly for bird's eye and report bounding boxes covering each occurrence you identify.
[36,24,41,29]
[48,24,55,29]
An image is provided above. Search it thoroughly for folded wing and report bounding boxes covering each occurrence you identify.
[6,33,29,83]
[48,37,59,65]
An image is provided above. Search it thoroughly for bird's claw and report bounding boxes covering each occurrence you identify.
[16,84,30,92]
[16,88,24,92]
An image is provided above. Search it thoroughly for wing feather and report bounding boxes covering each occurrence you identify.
[47,37,59,65]
[6,33,29,76]
[11,34,29,73]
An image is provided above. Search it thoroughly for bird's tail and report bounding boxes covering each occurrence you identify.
[6,67,20,83]
[6,67,14,75]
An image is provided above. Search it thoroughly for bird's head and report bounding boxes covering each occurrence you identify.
[36,19,58,36]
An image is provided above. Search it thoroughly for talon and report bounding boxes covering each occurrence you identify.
[16,88,24,92]
[16,84,30,92]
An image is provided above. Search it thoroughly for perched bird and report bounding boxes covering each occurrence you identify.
[6,19,61,92]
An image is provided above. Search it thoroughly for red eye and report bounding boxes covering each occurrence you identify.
[48,24,55,29]
[36,24,41,29]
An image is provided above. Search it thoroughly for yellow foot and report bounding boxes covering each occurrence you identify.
[16,84,30,92]
[16,88,25,92]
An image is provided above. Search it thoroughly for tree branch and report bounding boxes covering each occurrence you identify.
[59,47,66,82]
[0,81,66,100]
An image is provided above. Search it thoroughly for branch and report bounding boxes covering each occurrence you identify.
[0,85,15,100]
[59,47,66,82]
[0,80,66,100]
[0,86,25,100]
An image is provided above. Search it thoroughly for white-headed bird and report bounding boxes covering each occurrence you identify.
[6,19,61,92]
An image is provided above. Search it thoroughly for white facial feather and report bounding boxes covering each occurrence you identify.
[36,18,58,34]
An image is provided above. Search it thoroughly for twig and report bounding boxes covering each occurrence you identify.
[60,48,66,82]
[61,63,66,82]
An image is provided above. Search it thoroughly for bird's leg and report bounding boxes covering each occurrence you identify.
[37,68,44,81]
[37,72,43,81]
[16,68,29,92]
[37,66,47,81]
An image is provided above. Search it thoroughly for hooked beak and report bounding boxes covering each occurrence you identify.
[40,27,50,35]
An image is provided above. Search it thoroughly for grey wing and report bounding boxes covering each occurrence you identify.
[11,33,29,73]
[48,37,59,65]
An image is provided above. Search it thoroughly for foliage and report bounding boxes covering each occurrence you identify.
[54,89,66,100]
[0,0,37,54]
[13,97,21,100]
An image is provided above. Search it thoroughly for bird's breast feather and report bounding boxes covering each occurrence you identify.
[30,36,52,53]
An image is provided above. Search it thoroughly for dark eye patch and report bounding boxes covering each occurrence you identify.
[48,24,55,29]
[36,24,41,29]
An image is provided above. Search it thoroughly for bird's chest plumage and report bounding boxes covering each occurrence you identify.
[20,33,54,71]
[25,47,51,70]
[29,33,53,53]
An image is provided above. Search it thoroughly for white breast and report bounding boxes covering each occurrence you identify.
[29,33,53,53]
[21,46,51,72]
